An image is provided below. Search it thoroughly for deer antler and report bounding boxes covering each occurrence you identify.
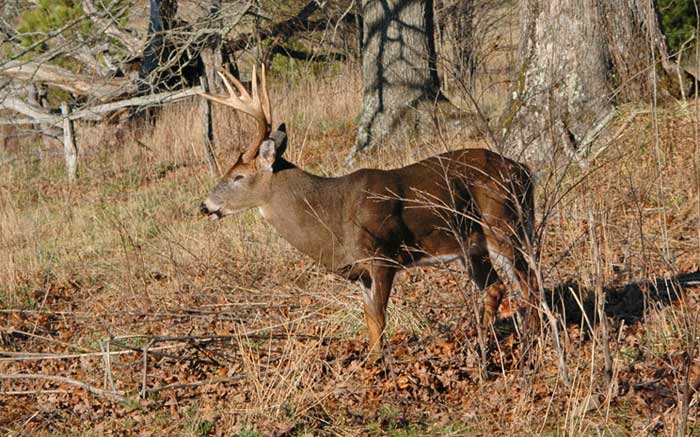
[199,65,272,162]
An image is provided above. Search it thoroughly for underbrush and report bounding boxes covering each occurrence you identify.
[1,62,700,435]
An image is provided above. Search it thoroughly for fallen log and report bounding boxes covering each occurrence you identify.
[0,60,137,101]
[0,85,203,126]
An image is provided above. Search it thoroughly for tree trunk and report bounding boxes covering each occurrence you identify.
[500,0,696,167]
[350,0,444,159]
[138,0,178,94]
[437,0,476,91]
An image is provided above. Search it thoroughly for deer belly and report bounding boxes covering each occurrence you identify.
[404,253,463,267]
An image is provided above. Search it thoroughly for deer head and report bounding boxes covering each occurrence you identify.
[198,65,287,220]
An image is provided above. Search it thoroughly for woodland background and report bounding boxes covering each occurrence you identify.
[1,0,700,435]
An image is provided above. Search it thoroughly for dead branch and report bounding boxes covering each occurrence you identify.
[70,84,203,119]
[81,0,142,58]
[1,390,67,396]
[55,35,115,76]
[0,373,131,403]
[0,85,203,125]
[0,96,57,124]
[0,60,136,100]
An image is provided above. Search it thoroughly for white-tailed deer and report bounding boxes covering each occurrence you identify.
[199,66,538,357]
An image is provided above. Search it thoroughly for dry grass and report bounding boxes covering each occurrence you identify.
[1,59,700,435]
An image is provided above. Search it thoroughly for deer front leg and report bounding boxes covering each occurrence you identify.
[360,265,396,361]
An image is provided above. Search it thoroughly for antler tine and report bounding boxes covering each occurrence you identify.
[218,68,250,100]
[215,71,238,103]
[199,66,271,163]
[250,65,259,107]
[260,64,272,124]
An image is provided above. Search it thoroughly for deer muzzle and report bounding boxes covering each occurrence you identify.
[200,201,223,221]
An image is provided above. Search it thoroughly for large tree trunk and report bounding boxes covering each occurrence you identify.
[500,0,696,167]
[350,0,444,159]
[437,0,476,91]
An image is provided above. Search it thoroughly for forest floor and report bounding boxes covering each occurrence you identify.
[1,64,700,435]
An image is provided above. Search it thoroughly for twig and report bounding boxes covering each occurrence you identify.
[1,390,67,396]
[0,344,179,362]
[99,340,116,392]
[587,209,613,384]
[0,373,131,403]
[140,339,154,399]
[114,333,325,344]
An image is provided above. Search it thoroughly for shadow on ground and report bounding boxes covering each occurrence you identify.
[548,270,700,328]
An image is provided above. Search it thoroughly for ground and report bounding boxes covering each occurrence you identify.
[1,63,700,435]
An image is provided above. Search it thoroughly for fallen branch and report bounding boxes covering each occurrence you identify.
[1,389,67,396]
[0,96,57,123]
[70,84,203,120]
[0,373,131,402]
[0,60,136,100]
[0,344,182,362]
[131,332,324,344]
[0,85,203,125]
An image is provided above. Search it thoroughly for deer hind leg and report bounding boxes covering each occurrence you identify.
[467,244,507,328]
[359,264,396,360]
[483,229,539,332]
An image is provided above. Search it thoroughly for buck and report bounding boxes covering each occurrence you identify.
[199,66,538,357]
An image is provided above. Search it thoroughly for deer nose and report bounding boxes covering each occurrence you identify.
[199,202,210,215]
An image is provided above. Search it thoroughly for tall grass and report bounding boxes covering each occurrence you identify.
[1,53,699,434]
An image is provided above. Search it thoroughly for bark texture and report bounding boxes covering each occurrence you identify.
[437,0,476,89]
[500,0,696,167]
[352,0,443,157]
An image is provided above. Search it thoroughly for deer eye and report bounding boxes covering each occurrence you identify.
[233,175,244,182]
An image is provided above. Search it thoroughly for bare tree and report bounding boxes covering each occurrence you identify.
[350,0,444,159]
[499,0,697,166]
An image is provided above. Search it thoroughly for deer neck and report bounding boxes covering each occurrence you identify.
[258,160,347,267]
[259,161,335,224]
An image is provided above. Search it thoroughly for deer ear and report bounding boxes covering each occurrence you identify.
[269,123,287,157]
[258,139,276,172]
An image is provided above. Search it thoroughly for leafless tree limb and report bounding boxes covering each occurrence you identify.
[80,0,142,58]
[0,60,136,100]
[0,373,132,403]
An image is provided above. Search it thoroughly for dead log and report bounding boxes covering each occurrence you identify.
[0,61,136,101]
[1,95,57,123]
[0,85,203,126]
